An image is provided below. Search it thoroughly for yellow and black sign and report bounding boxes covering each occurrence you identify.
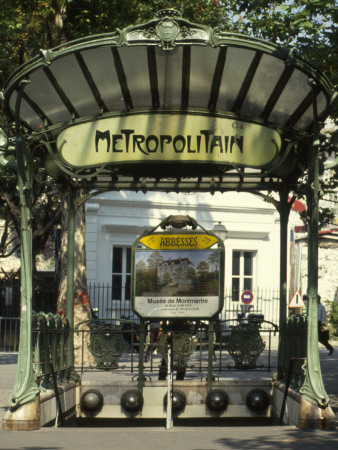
[57,113,281,169]
[139,233,218,250]
[132,216,224,319]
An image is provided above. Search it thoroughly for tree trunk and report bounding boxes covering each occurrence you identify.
[57,190,95,366]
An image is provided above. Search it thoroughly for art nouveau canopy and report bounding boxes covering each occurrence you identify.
[2,9,335,191]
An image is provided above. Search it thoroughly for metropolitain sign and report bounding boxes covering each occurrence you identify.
[57,113,282,168]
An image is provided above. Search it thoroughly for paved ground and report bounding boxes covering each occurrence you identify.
[0,353,17,425]
[1,341,337,450]
[1,423,338,450]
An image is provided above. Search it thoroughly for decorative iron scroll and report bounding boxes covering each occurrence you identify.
[88,323,127,369]
[123,9,211,50]
[32,311,70,390]
[227,322,266,369]
[158,331,197,371]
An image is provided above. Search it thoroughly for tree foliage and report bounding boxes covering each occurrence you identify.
[63,1,337,89]
[1,0,336,99]
[0,1,66,88]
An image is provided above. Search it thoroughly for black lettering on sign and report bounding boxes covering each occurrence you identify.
[94,129,245,156]
[173,135,185,153]
[146,135,159,153]
[95,130,110,152]
[112,135,123,152]
[121,129,134,153]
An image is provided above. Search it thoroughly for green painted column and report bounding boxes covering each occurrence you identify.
[3,82,40,430]
[299,139,328,406]
[298,85,335,428]
[10,134,40,407]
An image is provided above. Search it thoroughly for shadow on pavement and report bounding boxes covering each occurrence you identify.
[0,353,17,365]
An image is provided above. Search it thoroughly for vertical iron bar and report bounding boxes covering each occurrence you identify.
[138,319,145,394]
[199,325,202,376]
[207,320,214,392]
[166,331,173,430]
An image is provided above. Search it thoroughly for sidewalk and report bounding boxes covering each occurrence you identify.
[0,353,17,424]
[1,345,337,450]
[1,422,338,450]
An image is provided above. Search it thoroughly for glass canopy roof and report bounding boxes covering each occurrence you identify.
[1,9,336,190]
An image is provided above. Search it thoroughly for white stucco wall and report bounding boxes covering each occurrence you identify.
[289,204,338,304]
[299,244,338,303]
[85,190,281,291]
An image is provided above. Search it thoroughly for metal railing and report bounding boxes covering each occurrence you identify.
[0,276,57,353]
[32,311,72,387]
[0,282,21,318]
[277,314,307,390]
[79,284,284,380]
[87,283,283,325]
[0,275,57,318]
[0,316,20,352]
[75,318,279,378]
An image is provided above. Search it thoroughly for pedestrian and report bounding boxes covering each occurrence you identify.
[318,295,335,355]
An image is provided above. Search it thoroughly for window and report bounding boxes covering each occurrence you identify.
[231,250,255,301]
[112,246,131,302]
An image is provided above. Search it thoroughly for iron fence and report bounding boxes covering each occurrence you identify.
[0,316,20,352]
[75,317,279,377]
[87,283,284,326]
[0,275,57,353]
[81,284,284,377]
[0,275,57,317]
[0,281,21,318]
[87,283,140,323]
[32,311,72,387]
[277,314,307,390]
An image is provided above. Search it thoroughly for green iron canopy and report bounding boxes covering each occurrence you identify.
[1,9,336,183]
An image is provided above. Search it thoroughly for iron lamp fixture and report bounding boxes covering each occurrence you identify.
[212,222,227,241]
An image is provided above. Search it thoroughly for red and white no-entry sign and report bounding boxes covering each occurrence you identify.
[241,290,254,304]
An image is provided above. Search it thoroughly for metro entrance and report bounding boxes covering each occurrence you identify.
[0,9,336,429]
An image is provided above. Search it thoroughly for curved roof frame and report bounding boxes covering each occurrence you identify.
[1,8,336,193]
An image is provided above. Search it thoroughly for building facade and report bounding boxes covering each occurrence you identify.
[85,191,281,324]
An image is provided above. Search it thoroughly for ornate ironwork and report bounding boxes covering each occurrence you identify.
[158,331,197,371]
[88,324,127,369]
[227,321,266,369]
[123,9,211,50]
[32,311,71,390]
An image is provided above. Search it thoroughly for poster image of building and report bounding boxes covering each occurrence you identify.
[133,249,221,318]
[135,249,220,297]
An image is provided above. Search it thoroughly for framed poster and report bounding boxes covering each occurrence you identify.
[132,228,224,319]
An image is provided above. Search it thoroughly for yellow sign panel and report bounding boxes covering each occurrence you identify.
[57,113,281,168]
[139,234,218,250]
